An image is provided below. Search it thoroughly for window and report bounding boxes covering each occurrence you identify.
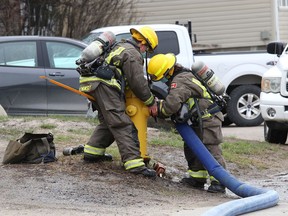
[46,42,83,69]
[148,31,180,58]
[116,31,180,58]
[82,32,101,44]
[0,41,37,67]
[279,0,288,7]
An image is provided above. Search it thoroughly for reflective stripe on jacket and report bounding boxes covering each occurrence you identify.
[79,41,155,107]
[79,47,126,92]
[160,71,214,119]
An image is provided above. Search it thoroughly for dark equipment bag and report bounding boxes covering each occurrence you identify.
[2,132,57,164]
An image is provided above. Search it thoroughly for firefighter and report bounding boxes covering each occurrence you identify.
[78,26,159,178]
[147,53,227,192]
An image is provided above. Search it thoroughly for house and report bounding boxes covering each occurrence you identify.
[131,0,288,52]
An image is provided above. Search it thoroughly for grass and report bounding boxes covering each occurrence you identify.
[149,124,287,170]
[149,128,183,148]
[0,116,9,122]
[1,115,287,170]
[222,139,283,169]
[40,123,57,129]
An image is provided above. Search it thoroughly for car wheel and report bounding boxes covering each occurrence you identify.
[226,85,263,127]
[264,122,287,144]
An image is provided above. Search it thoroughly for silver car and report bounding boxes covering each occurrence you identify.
[0,36,88,115]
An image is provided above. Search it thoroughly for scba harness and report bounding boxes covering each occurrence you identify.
[171,67,230,124]
[77,56,116,80]
[75,31,126,92]
[76,36,120,79]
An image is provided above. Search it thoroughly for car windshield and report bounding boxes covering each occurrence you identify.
[82,32,102,44]
[82,32,131,44]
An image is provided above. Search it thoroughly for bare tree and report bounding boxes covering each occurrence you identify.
[0,0,22,35]
[0,0,139,38]
[54,0,139,39]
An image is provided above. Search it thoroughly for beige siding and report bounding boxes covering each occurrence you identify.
[279,8,288,41]
[131,0,275,51]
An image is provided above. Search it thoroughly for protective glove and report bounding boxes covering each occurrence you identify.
[148,100,158,117]
[156,99,170,119]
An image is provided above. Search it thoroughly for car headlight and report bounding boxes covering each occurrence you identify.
[261,77,281,93]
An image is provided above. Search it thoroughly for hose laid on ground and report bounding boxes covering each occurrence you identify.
[175,122,279,216]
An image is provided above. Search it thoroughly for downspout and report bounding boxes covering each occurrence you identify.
[274,0,280,41]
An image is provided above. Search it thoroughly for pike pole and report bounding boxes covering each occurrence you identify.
[39,76,95,101]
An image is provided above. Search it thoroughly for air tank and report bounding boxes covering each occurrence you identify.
[191,61,225,96]
[80,31,116,63]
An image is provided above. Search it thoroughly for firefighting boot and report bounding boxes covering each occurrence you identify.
[207,181,226,193]
[180,177,205,189]
[83,153,113,163]
[130,167,157,179]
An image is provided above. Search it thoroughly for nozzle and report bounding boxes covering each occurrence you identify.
[153,162,166,177]
[63,145,84,156]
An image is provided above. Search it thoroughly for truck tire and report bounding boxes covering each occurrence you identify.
[264,122,287,144]
[222,114,233,126]
[227,85,263,127]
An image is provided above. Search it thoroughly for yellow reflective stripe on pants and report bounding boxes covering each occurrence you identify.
[201,110,212,119]
[188,169,208,179]
[84,144,105,156]
[124,158,145,170]
[210,175,220,183]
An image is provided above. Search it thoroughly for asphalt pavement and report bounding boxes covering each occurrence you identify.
[222,124,264,142]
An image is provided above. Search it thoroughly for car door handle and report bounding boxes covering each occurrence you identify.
[49,72,65,77]
[266,61,277,66]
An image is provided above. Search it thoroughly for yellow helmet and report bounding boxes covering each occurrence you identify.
[130,26,158,52]
[148,53,176,81]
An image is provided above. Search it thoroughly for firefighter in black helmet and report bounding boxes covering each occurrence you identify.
[147,53,227,192]
[79,26,159,178]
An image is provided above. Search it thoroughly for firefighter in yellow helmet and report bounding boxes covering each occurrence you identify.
[130,26,158,52]
[147,53,227,192]
[78,26,159,178]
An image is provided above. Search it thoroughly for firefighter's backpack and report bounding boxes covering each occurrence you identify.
[2,132,57,164]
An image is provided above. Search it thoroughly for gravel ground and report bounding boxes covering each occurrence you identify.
[0,117,287,216]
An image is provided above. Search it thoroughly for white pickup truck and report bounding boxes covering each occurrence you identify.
[82,24,277,127]
[260,42,288,144]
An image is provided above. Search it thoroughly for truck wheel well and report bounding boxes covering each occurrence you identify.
[225,75,261,95]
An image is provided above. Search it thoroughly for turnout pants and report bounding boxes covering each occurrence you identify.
[184,115,226,182]
[88,83,142,163]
